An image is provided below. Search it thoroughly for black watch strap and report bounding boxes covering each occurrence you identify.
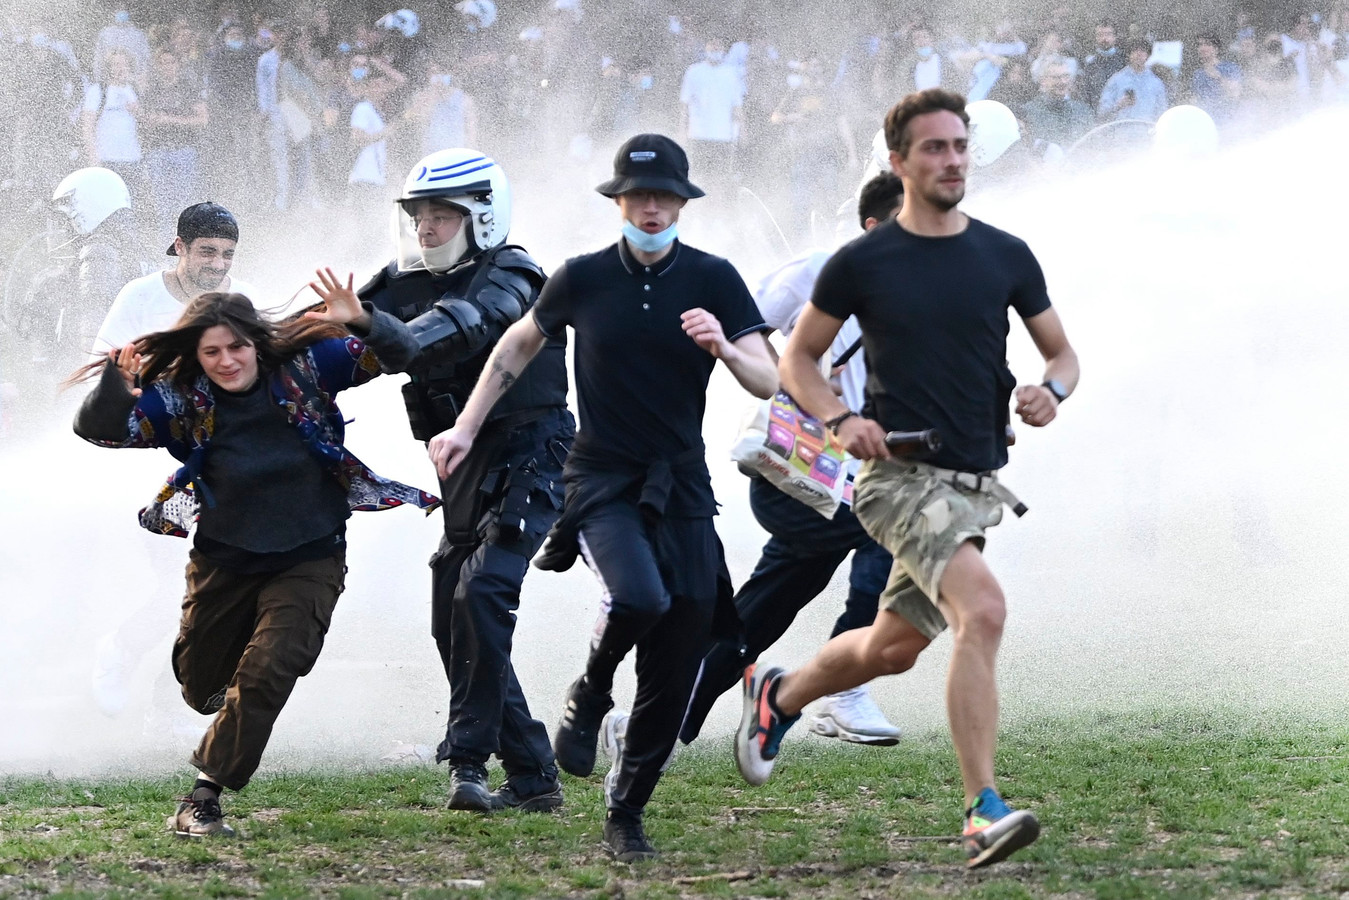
[1042,379,1068,403]
[825,410,857,435]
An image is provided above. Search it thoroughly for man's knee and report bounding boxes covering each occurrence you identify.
[864,627,927,675]
[949,586,1006,645]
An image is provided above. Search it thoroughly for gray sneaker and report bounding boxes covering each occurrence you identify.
[600,708,629,808]
[167,788,235,838]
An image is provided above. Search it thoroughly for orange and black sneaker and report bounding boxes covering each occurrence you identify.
[962,787,1039,868]
[734,664,800,786]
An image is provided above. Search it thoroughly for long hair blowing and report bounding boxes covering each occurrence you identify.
[69,293,346,390]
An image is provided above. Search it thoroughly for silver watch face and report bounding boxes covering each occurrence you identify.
[1044,380,1067,402]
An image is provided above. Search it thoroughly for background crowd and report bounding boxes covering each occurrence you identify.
[1,1,1345,248]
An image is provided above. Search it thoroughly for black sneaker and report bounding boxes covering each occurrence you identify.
[446,763,493,812]
[553,675,613,777]
[489,780,564,812]
[602,810,657,862]
[166,788,235,838]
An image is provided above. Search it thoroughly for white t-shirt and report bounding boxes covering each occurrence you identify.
[914,54,943,91]
[756,249,867,477]
[83,83,141,163]
[349,100,387,185]
[679,60,744,143]
[93,271,260,354]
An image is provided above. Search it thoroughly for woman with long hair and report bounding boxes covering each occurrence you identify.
[72,271,439,837]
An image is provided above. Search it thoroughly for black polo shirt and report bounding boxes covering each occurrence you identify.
[532,239,766,512]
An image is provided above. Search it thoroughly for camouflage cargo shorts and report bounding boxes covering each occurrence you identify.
[851,458,1008,639]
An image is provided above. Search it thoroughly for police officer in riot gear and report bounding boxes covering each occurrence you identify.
[358,148,572,812]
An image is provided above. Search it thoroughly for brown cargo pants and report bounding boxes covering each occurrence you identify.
[173,550,346,791]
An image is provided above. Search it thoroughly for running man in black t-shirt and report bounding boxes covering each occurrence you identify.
[426,134,777,861]
[734,89,1080,869]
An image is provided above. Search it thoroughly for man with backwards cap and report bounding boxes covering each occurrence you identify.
[94,201,257,354]
[427,134,777,860]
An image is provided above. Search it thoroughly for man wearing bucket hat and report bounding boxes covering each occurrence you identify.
[426,133,777,860]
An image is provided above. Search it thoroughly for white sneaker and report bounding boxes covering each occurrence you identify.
[600,709,629,808]
[91,634,130,716]
[809,685,902,746]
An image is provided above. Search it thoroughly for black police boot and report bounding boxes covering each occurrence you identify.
[446,762,493,812]
[489,779,564,812]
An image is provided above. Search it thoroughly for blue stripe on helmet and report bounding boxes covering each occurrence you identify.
[428,156,489,174]
[426,161,496,182]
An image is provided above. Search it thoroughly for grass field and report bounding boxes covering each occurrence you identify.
[1,708,1345,899]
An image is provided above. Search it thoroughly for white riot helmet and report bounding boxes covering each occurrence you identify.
[966,100,1021,168]
[377,8,420,38]
[51,167,130,235]
[454,0,497,31]
[395,148,512,273]
[1153,105,1219,158]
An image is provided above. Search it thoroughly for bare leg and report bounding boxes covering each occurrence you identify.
[773,608,931,715]
[934,542,1006,805]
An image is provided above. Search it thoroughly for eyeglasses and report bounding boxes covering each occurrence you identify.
[412,212,463,228]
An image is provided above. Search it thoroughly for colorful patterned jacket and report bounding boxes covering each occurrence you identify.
[83,326,440,537]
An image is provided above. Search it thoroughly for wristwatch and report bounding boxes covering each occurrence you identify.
[824,410,857,435]
[1041,379,1068,404]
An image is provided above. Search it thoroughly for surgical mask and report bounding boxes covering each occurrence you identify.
[622,220,678,253]
[351,66,368,80]
[435,73,453,86]
[916,46,935,59]
[638,75,653,90]
[786,73,804,89]
[706,49,725,63]
[225,38,245,50]
[114,10,129,24]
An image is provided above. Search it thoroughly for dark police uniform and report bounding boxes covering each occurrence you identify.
[531,238,766,816]
[359,244,573,796]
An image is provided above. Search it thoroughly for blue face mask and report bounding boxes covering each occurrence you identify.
[351,66,369,81]
[638,75,653,90]
[916,45,935,59]
[225,38,245,50]
[622,219,678,253]
[114,10,130,24]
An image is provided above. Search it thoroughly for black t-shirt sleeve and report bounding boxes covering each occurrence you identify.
[1008,239,1052,319]
[531,260,574,338]
[808,245,859,322]
[710,258,768,340]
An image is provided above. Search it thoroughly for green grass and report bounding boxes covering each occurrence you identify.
[1,708,1346,898]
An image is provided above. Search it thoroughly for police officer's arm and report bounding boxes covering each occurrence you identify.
[781,302,889,460]
[680,307,777,398]
[1014,306,1079,428]
[426,312,548,479]
[401,250,543,369]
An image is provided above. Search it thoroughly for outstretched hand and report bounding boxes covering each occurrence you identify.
[111,345,143,398]
[305,268,371,331]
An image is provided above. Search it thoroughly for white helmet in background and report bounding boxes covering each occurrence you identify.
[50,167,130,235]
[454,0,497,32]
[966,100,1020,168]
[1153,105,1219,158]
[377,8,420,38]
[395,148,512,273]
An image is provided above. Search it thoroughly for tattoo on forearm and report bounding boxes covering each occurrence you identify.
[491,357,516,394]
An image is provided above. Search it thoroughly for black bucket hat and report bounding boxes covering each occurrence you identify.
[595,133,705,199]
[167,202,240,255]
